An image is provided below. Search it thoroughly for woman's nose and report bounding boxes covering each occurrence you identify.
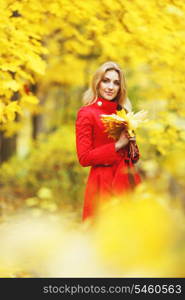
[108,82,114,89]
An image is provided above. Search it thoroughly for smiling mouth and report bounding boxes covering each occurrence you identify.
[106,92,113,95]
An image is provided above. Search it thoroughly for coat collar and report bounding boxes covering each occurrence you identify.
[94,96,119,114]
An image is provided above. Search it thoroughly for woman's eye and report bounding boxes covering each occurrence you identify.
[102,79,120,85]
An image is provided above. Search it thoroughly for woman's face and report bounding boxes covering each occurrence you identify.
[98,70,120,101]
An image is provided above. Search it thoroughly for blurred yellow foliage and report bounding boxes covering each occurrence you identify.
[93,194,182,276]
[0,195,184,278]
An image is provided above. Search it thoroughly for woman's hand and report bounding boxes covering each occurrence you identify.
[129,136,136,142]
[115,130,130,151]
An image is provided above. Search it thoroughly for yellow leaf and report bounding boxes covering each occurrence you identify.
[2,80,20,91]
[20,95,39,105]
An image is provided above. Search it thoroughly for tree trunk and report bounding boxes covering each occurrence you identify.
[0,131,17,163]
[32,113,43,140]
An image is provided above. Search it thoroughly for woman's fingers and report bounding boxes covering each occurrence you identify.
[129,136,136,141]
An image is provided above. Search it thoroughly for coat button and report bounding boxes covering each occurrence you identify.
[97,101,102,106]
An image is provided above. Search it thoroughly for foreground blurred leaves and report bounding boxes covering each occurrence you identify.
[0,190,184,278]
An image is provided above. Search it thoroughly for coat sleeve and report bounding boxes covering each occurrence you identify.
[75,108,124,167]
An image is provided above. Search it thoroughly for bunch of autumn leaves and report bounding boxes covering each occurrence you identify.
[101,109,148,163]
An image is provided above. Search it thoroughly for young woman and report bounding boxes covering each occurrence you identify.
[75,61,141,221]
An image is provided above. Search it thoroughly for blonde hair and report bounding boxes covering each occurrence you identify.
[82,61,132,112]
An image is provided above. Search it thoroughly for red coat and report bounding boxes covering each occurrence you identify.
[75,96,141,220]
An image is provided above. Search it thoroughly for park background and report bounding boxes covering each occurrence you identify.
[0,0,184,277]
